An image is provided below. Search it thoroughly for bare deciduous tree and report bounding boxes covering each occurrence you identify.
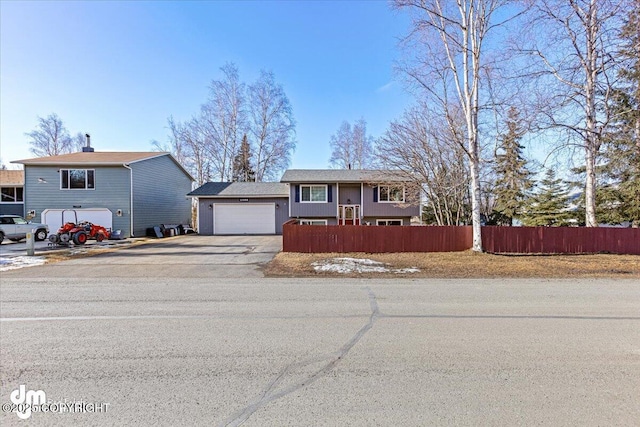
[163,64,296,183]
[519,0,629,227]
[157,116,211,186]
[248,70,296,181]
[329,118,374,169]
[25,113,75,157]
[200,62,247,182]
[378,106,470,225]
[394,0,514,250]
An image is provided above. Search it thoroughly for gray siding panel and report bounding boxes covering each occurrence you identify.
[337,185,360,205]
[131,155,193,237]
[197,197,289,235]
[362,185,420,217]
[24,166,131,235]
[289,184,337,217]
[0,203,24,216]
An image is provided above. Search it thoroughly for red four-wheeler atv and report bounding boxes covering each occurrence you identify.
[48,210,111,245]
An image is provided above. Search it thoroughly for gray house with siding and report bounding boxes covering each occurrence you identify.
[188,182,289,235]
[0,170,25,216]
[13,151,194,237]
[281,169,420,226]
[189,169,420,235]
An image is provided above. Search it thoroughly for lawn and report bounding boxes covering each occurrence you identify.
[265,251,640,278]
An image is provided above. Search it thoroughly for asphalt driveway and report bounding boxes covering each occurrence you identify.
[0,235,283,278]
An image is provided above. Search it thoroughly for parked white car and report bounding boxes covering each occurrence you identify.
[0,215,49,244]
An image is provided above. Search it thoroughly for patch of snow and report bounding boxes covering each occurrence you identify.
[312,257,420,274]
[0,256,46,271]
[394,267,421,274]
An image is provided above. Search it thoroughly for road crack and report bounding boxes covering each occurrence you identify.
[219,287,380,427]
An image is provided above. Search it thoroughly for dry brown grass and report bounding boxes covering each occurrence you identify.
[265,251,640,278]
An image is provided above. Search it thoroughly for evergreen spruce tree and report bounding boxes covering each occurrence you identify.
[492,107,533,225]
[522,169,573,226]
[599,3,640,226]
[232,135,256,182]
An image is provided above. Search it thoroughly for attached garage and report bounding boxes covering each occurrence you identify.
[188,182,290,235]
[213,203,275,235]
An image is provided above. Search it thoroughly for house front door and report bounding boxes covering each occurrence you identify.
[339,205,360,225]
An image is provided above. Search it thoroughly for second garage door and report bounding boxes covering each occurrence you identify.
[213,203,275,235]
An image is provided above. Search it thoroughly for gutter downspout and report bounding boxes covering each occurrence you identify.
[123,164,134,237]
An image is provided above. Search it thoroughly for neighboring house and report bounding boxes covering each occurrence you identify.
[0,170,25,216]
[281,169,420,226]
[190,169,420,235]
[188,182,290,235]
[13,150,194,237]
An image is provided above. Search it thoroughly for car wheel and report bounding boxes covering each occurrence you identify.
[35,229,48,241]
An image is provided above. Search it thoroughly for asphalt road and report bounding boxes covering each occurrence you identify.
[1,236,638,426]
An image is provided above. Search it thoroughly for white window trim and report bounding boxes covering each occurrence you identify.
[0,186,23,203]
[378,185,405,203]
[299,219,328,225]
[300,184,328,203]
[376,219,403,226]
[60,169,96,190]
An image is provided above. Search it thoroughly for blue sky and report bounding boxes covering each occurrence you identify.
[1,0,412,170]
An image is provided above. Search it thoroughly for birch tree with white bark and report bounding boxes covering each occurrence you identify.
[394,0,515,251]
[248,70,296,181]
[328,118,375,169]
[26,113,76,157]
[200,62,247,182]
[518,0,630,227]
[163,64,296,183]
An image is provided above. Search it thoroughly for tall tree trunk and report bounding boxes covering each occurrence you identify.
[584,0,599,227]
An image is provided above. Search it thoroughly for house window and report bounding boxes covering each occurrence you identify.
[0,187,23,203]
[61,169,95,190]
[376,219,403,226]
[299,219,328,225]
[378,185,404,203]
[301,185,327,203]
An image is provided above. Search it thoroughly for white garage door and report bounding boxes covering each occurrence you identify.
[214,203,275,235]
[42,208,113,234]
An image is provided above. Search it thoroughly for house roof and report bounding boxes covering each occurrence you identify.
[13,151,171,165]
[280,169,413,183]
[188,182,289,198]
[12,151,194,181]
[0,170,24,186]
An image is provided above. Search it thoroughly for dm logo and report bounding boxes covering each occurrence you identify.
[10,385,46,420]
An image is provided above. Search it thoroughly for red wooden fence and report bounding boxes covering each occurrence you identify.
[282,222,640,255]
[481,226,640,255]
[283,223,472,253]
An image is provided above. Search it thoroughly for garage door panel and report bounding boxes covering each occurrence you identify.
[42,209,113,234]
[214,204,275,235]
